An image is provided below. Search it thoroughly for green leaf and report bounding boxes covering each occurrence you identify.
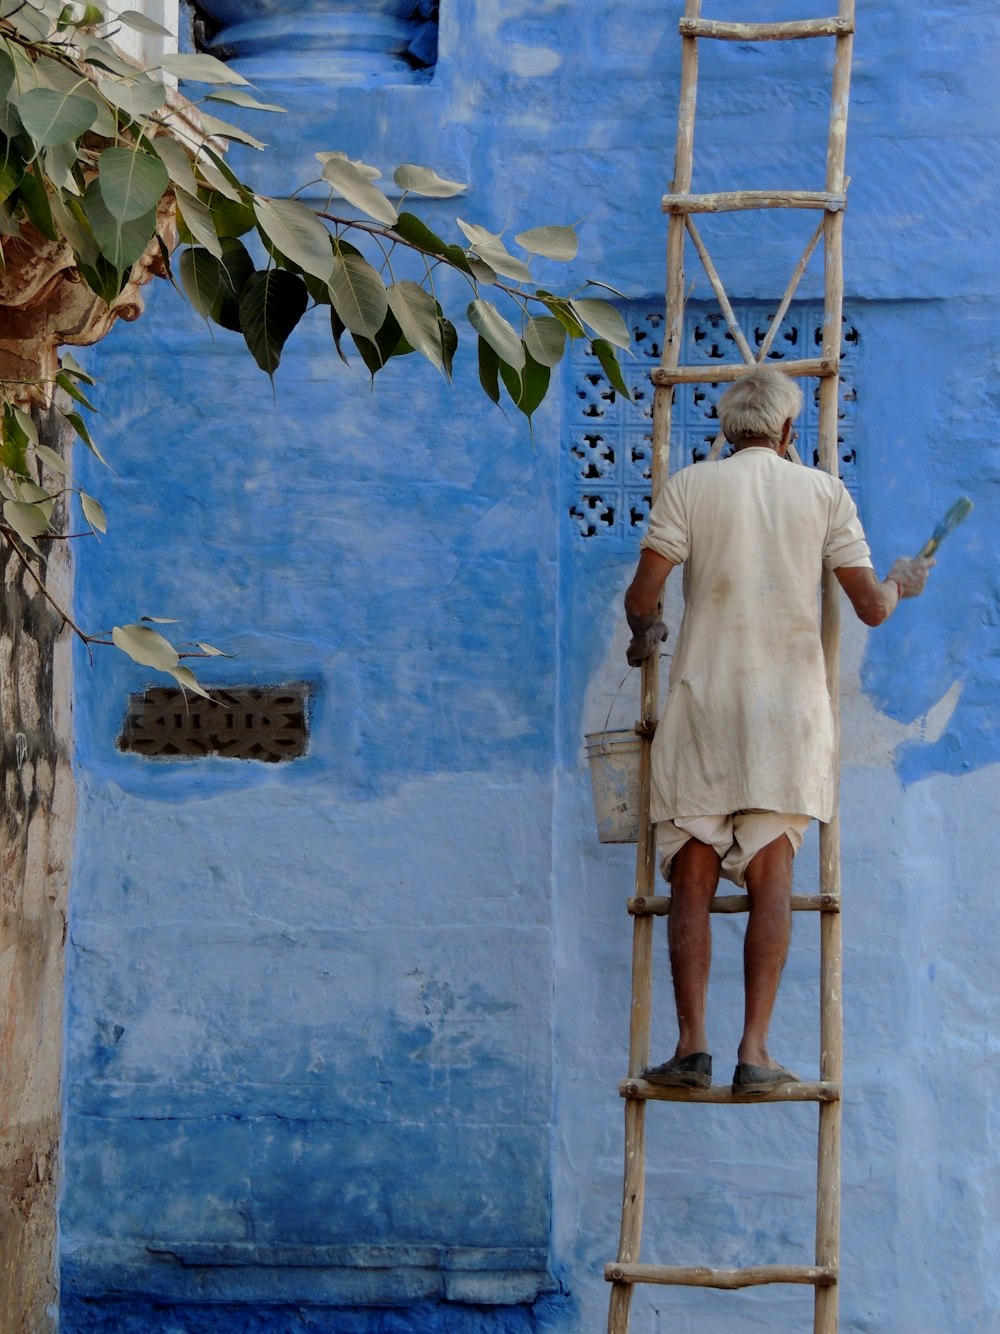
[0,48,15,104]
[515,224,578,261]
[467,299,525,370]
[49,189,99,264]
[316,150,381,180]
[196,641,227,656]
[0,405,29,476]
[524,315,566,368]
[193,150,242,202]
[392,163,466,198]
[206,87,286,114]
[195,110,266,151]
[386,280,444,370]
[175,188,223,258]
[321,156,397,226]
[351,308,407,376]
[60,350,95,385]
[112,622,179,671]
[117,9,173,36]
[98,146,169,223]
[179,246,222,319]
[168,665,214,700]
[83,178,157,273]
[592,337,632,402]
[239,269,309,375]
[151,134,198,198]
[56,370,96,411]
[43,141,80,195]
[33,57,117,137]
[211,237,254,330]
[330,303,350,364]
[329,251,388,340]
[392,210,472,273]
[253,197,333,282]
[540,293,586,338]
[18,480,53,521]
[570,297,631,350]
[160,52,251,87]
[477,337,500,405]
[457,218,532,282]
[500,348,550,421]
[66,409,108,465]
[77,253,126,303]
[80,490,106,532]
[439,317,458,379]
[79,37,142,79]
[96,74,166,118]
[12,405,37,449]
[17,87,97,147]
[34,443,68,475]
[15,164,56,239]
[0,144,24,207]
[4,499,50,552]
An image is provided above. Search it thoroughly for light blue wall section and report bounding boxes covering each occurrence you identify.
[63,1,1000,1330]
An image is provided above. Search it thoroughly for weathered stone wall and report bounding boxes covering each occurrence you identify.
[0,404,73,1334]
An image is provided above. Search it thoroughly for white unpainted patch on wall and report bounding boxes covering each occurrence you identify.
[507,44,562,77]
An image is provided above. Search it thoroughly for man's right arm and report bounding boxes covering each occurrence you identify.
[624,549,674,666]
[835,556,933,627]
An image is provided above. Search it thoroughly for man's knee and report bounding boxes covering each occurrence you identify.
[670,837,723,896]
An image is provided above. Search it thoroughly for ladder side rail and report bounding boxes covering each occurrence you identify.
[608,6,701,1333]
[815,5,855,1332]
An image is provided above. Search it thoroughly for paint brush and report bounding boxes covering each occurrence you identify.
[916,497,973,559]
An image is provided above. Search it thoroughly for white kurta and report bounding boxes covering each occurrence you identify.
[639,448,872,824]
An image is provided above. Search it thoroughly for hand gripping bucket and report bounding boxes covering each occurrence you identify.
[584,728,644,844]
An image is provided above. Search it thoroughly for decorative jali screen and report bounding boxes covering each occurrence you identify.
[567,302,860,544]
[119,685,309,761]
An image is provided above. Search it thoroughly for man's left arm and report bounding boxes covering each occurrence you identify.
[624,550,673,667]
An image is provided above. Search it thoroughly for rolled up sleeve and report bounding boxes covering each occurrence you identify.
[640,473,690,565]
[823,483,873,571]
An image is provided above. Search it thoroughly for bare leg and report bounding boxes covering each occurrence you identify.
[738,833,794,1068]
[668,838,722,1058]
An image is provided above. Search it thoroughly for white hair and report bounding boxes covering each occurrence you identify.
[718,366,803,444]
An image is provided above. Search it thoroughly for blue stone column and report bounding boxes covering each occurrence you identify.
[196,0,436,85]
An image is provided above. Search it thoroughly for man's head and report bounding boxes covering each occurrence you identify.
[718,365,803,449]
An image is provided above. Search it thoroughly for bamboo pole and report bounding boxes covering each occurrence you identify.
[628,893,840,916]
[815,7,854,1333]
[608,7,701,1334]
[606,1262,838,1288]
[755,217,826,362]
[663,189,846,214]
[652,357,835,385]
[679,17,853,41]
[684,218,755,363]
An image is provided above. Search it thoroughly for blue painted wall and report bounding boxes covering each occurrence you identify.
[63,2,1000,1330]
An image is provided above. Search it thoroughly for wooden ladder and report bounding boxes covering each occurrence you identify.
[605,4,856,1332]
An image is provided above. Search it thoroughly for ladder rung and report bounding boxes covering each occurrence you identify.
[620,1078,841,1104]
[679,17,853,42]
[652,358,837,385]
[628,893,840,916]
[605,1261,837,1289]
[662,190,846,215]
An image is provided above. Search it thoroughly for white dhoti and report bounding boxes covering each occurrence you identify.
[655,811,812,889]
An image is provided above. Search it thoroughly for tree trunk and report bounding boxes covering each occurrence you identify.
[0,402,74,1334]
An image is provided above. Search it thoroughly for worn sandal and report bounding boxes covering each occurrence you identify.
[731,1061,800,1095]
[642,1052,712,1090]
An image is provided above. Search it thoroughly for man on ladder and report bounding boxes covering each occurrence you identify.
[623,365,932,1096]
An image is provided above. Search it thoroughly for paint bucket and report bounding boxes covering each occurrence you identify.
[584,729,643,844]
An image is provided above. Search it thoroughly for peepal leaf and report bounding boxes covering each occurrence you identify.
[592,337,632,401]
[112,623,179,671]
[499,349,550,422]
[321,156,397,226]
[179,247,222,319]
[571,298,631,350]
[17,88,97,147]
[98,147,169,223]
[117,9,174,36]
[329,252,388,341]
[80,491,106,533]
[253,197,334,282]
[467,299,524,371]
[239,269,309,375]
[386,281,444,370]
[524,315,566,368]
[169,665,214,700]
[393,164,466,198]
[514,224,578,261]
[160,52,250,86]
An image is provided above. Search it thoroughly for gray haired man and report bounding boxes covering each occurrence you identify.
[624,365,931,1095]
